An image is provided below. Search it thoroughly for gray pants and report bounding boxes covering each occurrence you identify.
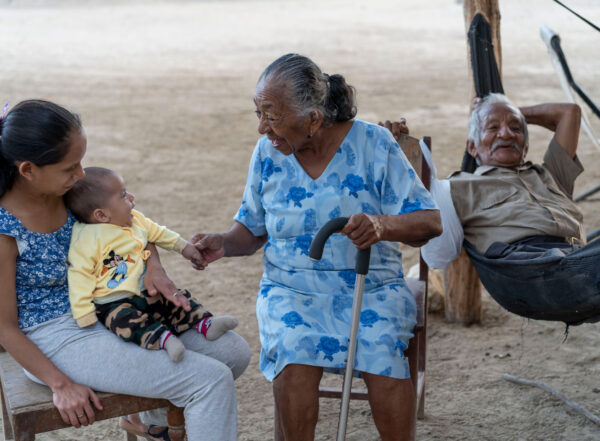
[24,313,251,441]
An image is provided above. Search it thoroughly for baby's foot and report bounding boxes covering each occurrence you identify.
[198,316,239,341]
[163,335,185,362]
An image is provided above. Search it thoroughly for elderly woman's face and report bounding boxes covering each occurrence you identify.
[254,80,310,155]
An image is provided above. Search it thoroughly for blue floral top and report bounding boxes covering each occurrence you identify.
[235,120,437,381]
[0,206,74,329]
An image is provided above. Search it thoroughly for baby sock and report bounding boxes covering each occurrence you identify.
[160,331,185,362]
[195,316,239,341]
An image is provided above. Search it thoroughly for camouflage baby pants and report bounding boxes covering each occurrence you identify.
[95,289,212,350]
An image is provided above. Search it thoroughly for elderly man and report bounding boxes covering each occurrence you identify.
[450,93,584,257]
[384,94,600,324]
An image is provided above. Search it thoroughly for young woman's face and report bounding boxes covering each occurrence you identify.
[33,130,87,196]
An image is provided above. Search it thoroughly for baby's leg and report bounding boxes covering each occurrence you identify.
[198,315,239,341]
[143,289,238,340]
[96,297,184,362]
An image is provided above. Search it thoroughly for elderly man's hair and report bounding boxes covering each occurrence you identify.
[257,53,357,127]
[64,167,118,223]
[467,93,529,150]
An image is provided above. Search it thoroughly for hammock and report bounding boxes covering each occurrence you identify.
[464,240,600,326]
[459,13,600,326]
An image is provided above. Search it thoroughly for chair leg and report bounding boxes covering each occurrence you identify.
[13,426,35,441]
[1,381,15,441]
[167,404,186,441]
[417,379,425,420]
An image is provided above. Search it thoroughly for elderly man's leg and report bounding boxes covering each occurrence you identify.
[362,372,416,441]
[273,364,323,441]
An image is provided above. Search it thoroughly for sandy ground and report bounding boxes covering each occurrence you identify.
[1,0,600,440]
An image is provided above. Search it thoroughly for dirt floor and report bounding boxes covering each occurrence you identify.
[1,0,599,440]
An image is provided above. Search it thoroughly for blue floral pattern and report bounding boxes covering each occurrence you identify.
[0,207,74,329]
[234,120,437,381]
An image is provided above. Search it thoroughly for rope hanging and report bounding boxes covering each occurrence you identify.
[552,0,600,33]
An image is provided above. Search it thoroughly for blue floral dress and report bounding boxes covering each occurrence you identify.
[235,120,437,381]
[0,206,74,329]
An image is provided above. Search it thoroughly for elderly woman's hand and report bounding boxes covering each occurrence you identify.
[191,233,226,269]
[341,213,385,250]
[377,118,409,142]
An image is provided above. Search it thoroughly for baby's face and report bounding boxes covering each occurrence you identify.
[102,173,135,227]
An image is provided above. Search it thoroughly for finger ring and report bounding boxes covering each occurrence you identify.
[77,414,84,418]
[172,291,179,297]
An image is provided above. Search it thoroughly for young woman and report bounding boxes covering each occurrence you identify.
[0,100,250,441]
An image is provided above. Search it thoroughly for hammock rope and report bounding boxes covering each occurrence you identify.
[552,0,600,33]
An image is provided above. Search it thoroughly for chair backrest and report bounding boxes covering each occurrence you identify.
[397,133,432,282]
[397,133,431,186]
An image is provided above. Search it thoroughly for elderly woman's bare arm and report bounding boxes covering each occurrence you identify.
[341,210,442,250]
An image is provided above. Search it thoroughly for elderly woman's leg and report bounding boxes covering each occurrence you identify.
[362,372,415,441]
[273,364,323,441]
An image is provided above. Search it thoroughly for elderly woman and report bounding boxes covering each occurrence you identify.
[194,54,442,441]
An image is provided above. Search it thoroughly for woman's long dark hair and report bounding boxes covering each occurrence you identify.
[0,100,82,198]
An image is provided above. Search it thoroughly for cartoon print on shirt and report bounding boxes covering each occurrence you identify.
[101,250,135,289]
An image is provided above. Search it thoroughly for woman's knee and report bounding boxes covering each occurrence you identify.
[227,332,251,379]
[178,330,251,380]
[273,364,323,396]
[185,358,235,404]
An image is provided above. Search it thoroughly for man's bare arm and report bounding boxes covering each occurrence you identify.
[520,103,581,159]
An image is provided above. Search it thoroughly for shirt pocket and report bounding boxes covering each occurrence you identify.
[479,187,519,210]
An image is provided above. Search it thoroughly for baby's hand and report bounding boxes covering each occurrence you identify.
[182,243,207,269]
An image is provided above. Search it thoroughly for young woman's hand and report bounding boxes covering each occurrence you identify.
[52,380,103,428]
[144,244,191,311]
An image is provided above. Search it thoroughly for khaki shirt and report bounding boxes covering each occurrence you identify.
[449,137,584,253]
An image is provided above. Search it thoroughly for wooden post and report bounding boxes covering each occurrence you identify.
[444,248,481,325]
[463,0,502,80]
[443,0,502,326]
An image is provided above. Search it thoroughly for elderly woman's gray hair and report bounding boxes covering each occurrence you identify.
[257,53,357,126]
[467,93,529,150]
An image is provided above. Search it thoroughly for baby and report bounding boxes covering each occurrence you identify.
[65,167,237,362]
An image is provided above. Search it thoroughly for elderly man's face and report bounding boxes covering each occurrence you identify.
[468,103,527,168]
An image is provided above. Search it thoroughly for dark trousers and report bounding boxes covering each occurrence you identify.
[95,289,212,350]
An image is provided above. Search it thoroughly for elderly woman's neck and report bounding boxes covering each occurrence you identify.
[295,120,354,179]
[309,120,354,155]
